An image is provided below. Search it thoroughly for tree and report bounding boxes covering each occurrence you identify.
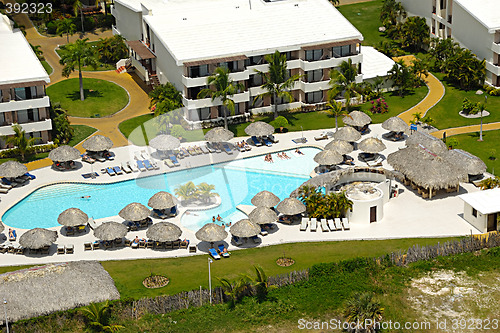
[56,18,77,43]
[196,182,216,203]
[325,100,346,132]
[30,44,44,61]
[410,111,422,125]
[328,0,340,6]
[174,181,198,201]
[247,265,276,301]
[52,108,74,144]
[401,16,429,52]
[429,38,459,72]
[387,60,418,96]
[479,177,500,190]
[335,191,353,218]
[73,0,85,33]
[96,35,128,64]
[380,0,407,28]
[149,83,183,117]
[198,67,244,130]
[444,48,486,90]
[80,301,124,332]
[4,124,38,161]
[59,38,98,101]
[270,115,288,132]
[217,276,251,308]
[254,50,301,120]
[328,59,361,113]
[343,292,384,333]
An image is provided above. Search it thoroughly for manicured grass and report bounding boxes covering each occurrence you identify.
[0,152,49,164]
[338,0,389,47]
[47,78,129,118]
[101,237,459,300]
[426,73,500,130]
[449,130,500,176]
[68,125,97,146]
[41,60,53,75]
[56,41,115,72]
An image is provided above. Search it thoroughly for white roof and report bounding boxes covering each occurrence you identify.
[0,15,50,85]
[117,0,362,64]
[360,46,395,79]
[455,0,500,32]
[459,187,500,215]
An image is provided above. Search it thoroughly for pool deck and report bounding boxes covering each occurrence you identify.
[0,125,482,267]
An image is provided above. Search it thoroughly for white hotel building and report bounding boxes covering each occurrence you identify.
[0,14,52,148]
[111,0,394,125]
[400,0,500,87]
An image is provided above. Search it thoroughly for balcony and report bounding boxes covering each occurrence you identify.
[0,96,50,112]
[492,42,500,54]
[0,119,52,136]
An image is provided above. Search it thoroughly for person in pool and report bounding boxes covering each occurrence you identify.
[81,195,91,199]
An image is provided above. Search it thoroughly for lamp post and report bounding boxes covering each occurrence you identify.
[208,257,213,304]
[475,90,487,141]
[3,299,9,333]
[300,126,304,141]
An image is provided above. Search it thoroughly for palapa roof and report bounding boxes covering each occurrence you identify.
[0,222,4,233]
[314,149,343,165]
[48,145,81,162]
[248,207,278,225]
[343,111,371,127]
[251,190,280,207]
[387,145,467,190]
[149,134,181,151]
[277,198,306,215]
[57,208,88,227]
[146,222,182,242]
[358,137,386,153]
[406,131,447,154]
[82,135,113,152]
[382,116,408,133]
[19,228,57,249]
[324,139,353,155]
[119,202,151,221]
[195,223,228,242]
[0,160,27,178]
[333,126,362,142]
[229,219,261,238]
[0,261,119,324]
[93,221,128,240]
[204,127,234,142]
[148,191,178,209]
[446,149,487,175]
[244,121,275,136]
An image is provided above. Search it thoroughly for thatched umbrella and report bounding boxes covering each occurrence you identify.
[148,191,177,210]
[325,139,354,155]
[358,137,386,153]
[195,223,228,243]
[146,222,182,242]
[149,134,181,151]
[57,208,88,227]
[19,228,57,249]
[119,202,151,222]
[333,126,361,142]
[406,131,447,154]
[48,145,81,162]
[446,149,487,176]
[82,135,113,152]
[204,127,234,142]
[314,149,343,165]
[0,222,4,233]
[230,219,261,238]
[93,221,128,241]
[277,198,306,215]
[382,117,408,133]
[0,160,27,178]
[343,111,371,127]
[244,121,274,136]
[251,190,280,207]
[248,207,278,225]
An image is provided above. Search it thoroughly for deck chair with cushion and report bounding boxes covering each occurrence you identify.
[310,218,318,232]
[222,144,233,155]
[66,226,75,236]
[84,242,92,251]
[180,240,189,248]
[113,166,123,175]
[250,235,260,244]
[164,159,175,168]
[217,244,230,258]
[334,218,342,231]
[136,160,146,172]
[262,136,273,147]
[106,167,116,176]
[40,245,50,255]
[143,160,154,170]
[327,219,336,231]
[314,132,329,141]
[169,155,181,166]
[251,136,263,146]
[342,217,350,230]
[320,219,329,232]
[139,240,146,248]
[57,245,65,255]
[232,235,243,246]
[209,248,221,259]
[165,241,174,249]
[146,239,154,248]
[172,240,180,248]
[189,245,197,253]
[65,244,74,254]
[300,218,308,231]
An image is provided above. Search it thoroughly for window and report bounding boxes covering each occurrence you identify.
[188,85,208,99]
[219,61,238,72]
[189,65,209,78]
[305,49,323,61]
[188,107,211,121]
[306,69,323,83]
[17,109,29,123]
[472,208,477,218]
[218,105,239,117]
[14,88,26,101]
[0,112,5,126]
[248,55,264,65]
[250,74,263,87]
[306,91,323,104]
[332,45,351,58]
[28,108,39,122]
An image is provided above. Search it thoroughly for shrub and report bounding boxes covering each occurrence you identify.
[489,88,500,96]
[270,116,288,130]
[170,124,185,138]
[461,98,481,115]
[45,21,57,34]
[370,98,389,114]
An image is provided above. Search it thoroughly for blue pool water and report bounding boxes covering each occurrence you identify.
[2,147,320,230]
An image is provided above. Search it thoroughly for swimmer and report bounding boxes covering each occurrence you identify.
[81,195,91,199]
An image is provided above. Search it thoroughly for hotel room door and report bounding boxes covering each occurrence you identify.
[487,213,498,232]
[370,206,377,223]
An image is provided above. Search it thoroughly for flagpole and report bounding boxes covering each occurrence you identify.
[208,257,213,304]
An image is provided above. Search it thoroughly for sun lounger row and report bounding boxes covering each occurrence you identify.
[300,218,350,232]
[231,235,260,246]
[57,244,74,254]
[209,244,230,260]
[86,238,189,250]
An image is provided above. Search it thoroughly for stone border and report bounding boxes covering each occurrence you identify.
[458,110,490,119]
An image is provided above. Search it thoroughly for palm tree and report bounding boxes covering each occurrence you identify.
[401,16,429,52]
[479,177,500,190]
[174,181,198,201]
[59,38,98,101]
[217,276,251,307]
[149,83,183,117]
[343,292,384,333]
[4,124,38,161]
[247,265,276,301]
[80,301,124,332]
[254,50,301,120]
[325,100,346,132]
[329,59,361,113]
[336,191,353,218]
[198,67,244,130]
[30,44,44,61]
[380,0,406,28]
[52,108,74,144]
[196,183,216,203]
[56,18,77,44]
[73,0,85,33]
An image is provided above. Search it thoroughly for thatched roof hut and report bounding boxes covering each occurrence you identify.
[313,149,343,165]
[244,121,274,136]
[382,117,408,133]
[93,222,128,240]
[149,134,181,151]
[406,131,447,154]
[276,198,306,215]
[0,161,27,178]
[82,135,113,152]
[48,145,81,162]
[195,223,228,243]
[146,222,182,242]
[358,137,386,153]
[343,111,371,127]
[333,126,361,142]
[119,202,151,221]
[251,190,280,207]
[446,149,487,176]
[57,208,88,227]
[0,261,119,324]
[248,207,278,225]
[0,222,4,233]
[324,139,354,155]
[204,127,234,142]
[19,228,57,249]
[148,192,177,209]
[229,219,261,238]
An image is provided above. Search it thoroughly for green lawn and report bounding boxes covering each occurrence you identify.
[338,0,389,47]
[56,41,115,71]
[47,78,129,118]
[102,237,459,300]
[68,125,97,146]
[41,60,53,75]
[426,73,500,129]
[0,152,49,164]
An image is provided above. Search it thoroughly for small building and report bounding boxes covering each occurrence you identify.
[459,188,500,233]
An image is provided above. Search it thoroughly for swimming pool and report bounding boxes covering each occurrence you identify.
[2,147,320,230]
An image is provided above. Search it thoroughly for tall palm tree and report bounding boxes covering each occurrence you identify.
[254,50,301,120]
[4,124,38,161]
[56,18,77,44]
[198,67,244,130]
[73,0,85,33]
[196,182,216,203]
[217,276,251,307]
[79,301,124,332]
[59,38,98,101]
[401,16,430,52]
[325,100,346,132]
[329,59,361,113]
[174,181,198,201]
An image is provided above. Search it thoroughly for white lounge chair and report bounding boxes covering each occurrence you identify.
[320,219,329,232]
[121,162,132,173]
[300,218,308,231]
[327,219,336,231]
[134,151,142,160]
[141,150,151,160]
[342,217,350,230]
[128,161,139,172]
[334,218,342,231]
[310,218,317,232]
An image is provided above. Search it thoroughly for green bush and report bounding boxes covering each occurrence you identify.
[45,21,57,34]
[490,89,500,96]
[170,124,185,138]
[270,116,288,129]
[461,97,481,115]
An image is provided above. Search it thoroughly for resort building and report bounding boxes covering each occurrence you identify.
[111,0,393,127]
[0,14,52,148]
[459,188,500,233]
[399,0,500,87]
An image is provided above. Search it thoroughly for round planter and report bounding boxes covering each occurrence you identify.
[276,257,295,267]
[143,275,170,289]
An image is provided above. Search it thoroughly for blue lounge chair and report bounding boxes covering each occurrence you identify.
[170,206,177,217]
[222,143,233,155]
[217,244,230,258]
[251,136,263,147]
[209,248,221,260]
[169,155,180,166]
[113,166,123,175]
[262,136,272,147]
[106,167,116,176]
[1,178,12,185]
[136,160,146,171]
[232,235,243,246]
[143,160,154,170]
[25,172,36,180]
